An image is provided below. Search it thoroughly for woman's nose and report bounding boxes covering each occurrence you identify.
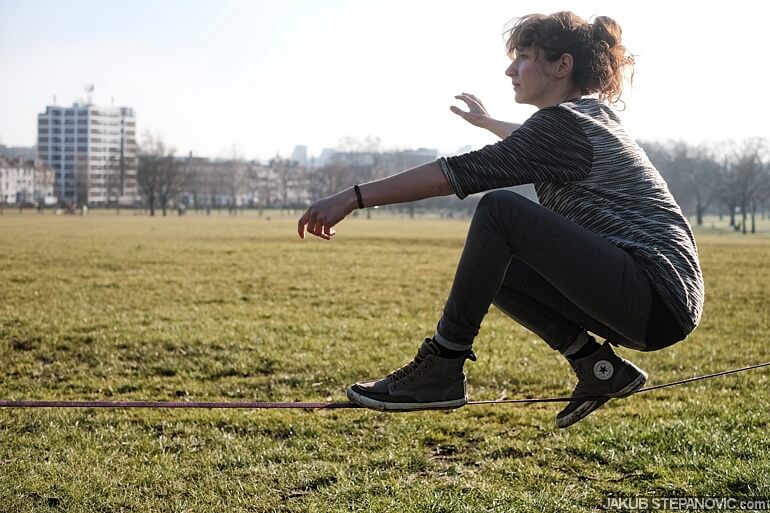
[505,62,517,77]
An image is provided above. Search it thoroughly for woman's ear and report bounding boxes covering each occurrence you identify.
[555,53,574,79]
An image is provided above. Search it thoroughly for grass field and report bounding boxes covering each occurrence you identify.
[1,210,769,512]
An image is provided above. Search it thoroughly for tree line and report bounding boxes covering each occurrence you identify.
[640,138,770,234]
[138,134,770,232]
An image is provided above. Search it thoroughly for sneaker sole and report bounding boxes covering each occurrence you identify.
[556,369,648,429]
[346,387,467,412]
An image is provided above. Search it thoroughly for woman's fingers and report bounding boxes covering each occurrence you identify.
[298,206,336,241]
[298,211,309,239]
[298,190,350,241]
[454,94,475,107]
[457,93,482,106]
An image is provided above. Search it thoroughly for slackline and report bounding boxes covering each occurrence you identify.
[1,360,768,410]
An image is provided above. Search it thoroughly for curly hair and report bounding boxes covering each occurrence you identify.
[505,11,634,104]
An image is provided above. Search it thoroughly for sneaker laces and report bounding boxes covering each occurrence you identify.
[568,360,590,397]
[386,339,476,382]
[388,352,425,382]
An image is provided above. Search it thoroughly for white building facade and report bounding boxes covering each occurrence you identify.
[37,102,139,205]
[0,157,55,205]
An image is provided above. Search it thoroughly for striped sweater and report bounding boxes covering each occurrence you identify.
[438,98,704,336]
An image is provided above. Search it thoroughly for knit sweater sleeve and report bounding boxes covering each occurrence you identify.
[438,106,593,199]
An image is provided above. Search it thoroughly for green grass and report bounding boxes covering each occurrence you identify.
[1,211,769,512]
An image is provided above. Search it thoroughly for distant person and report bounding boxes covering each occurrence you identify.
[297,12,704,427]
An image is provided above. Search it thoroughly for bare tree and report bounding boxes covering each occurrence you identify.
[157,158,185,216]
[314,163,358,199]
[138,153,160,216]
[721,138,769,234]
[673,143,720,226]
[138,133,182,216]
[222,149,247,213]
[106,155,122,214]
[244,161,265,208]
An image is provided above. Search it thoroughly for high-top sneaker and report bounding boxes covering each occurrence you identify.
[347,338,476,411]
[556,342,647,428]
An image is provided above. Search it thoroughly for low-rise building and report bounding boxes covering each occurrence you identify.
[0,157,56,205]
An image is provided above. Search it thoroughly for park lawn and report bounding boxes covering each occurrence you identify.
[0,212,768,512]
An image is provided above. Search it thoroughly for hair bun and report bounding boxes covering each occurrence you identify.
[591,16,621,48]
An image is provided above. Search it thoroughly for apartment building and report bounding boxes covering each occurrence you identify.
[37,102,138,205]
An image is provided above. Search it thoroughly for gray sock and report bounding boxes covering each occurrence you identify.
[433,332,472,356]
[561,331,592,358]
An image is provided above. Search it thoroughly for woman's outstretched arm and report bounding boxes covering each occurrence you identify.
[297,160,453,240]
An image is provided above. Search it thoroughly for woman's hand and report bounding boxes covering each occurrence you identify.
[450,93,492,129]
[450,93,522,139]
[297,188,357,240]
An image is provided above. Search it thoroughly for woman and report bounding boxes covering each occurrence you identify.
[297,12,704,428]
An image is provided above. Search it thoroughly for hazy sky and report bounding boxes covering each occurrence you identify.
[1,0,768,160]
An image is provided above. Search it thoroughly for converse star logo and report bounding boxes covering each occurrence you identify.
[593,360,614,380]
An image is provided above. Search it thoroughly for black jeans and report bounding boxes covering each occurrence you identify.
[436,191,684,352]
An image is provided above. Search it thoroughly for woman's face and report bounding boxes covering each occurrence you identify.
[505,46,560,108]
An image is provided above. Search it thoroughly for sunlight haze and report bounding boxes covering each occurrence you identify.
[1,0,768,160]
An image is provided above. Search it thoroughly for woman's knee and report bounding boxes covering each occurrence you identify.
[474,190,530,224]
[477,190,521,210]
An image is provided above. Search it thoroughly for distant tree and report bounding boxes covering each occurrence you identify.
[180,155,202,210]
[138,153,160,216]
[138,133,183,216]
[225,158,246,213]
[675,143,721,227]
[270,156,305,207]
[157,158,185,217]
[106,155,123,214]
[720,138,769,234]
[313,163,362,200]
[244,161,267,209]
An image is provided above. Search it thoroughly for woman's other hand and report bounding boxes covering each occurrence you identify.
[297,188,357,240]
[450,93,522,139]
[450,93,492,129]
